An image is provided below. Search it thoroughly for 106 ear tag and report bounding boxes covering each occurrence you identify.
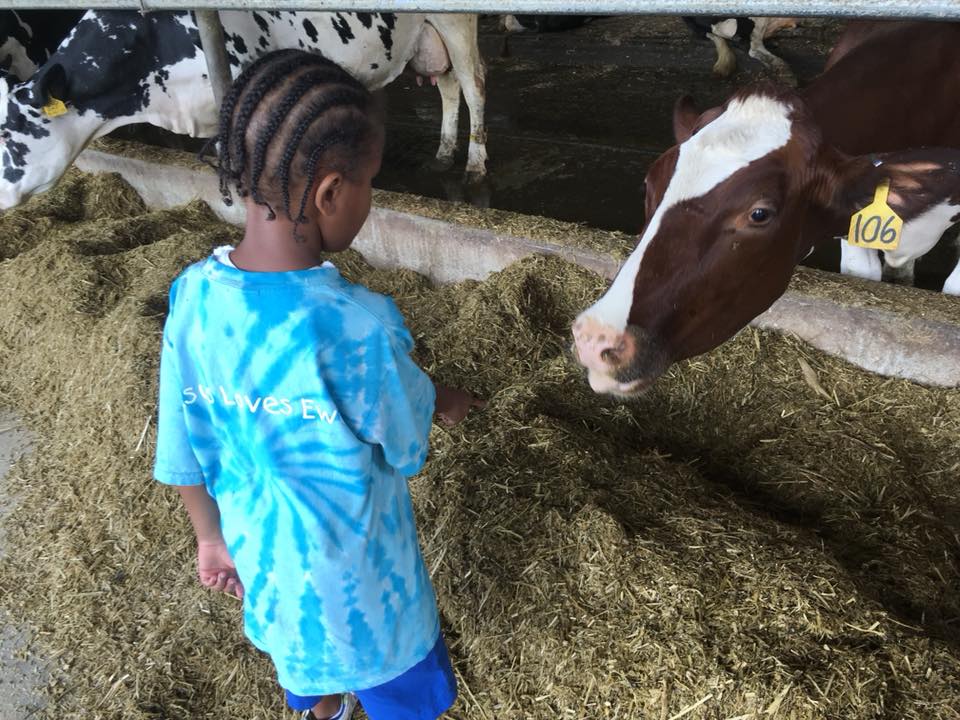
[847,179,902,251]
[41,97,67,118]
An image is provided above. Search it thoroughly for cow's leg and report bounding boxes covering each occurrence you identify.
[433,70,460,171]
[501,15,526,33]
[840,243,883,282]
[944,230,960,295]
[707,32,736,78]
[427,14,487,180]
[943,261,960,295]
[748,17,797,87]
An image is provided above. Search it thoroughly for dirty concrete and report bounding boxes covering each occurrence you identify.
[0,411,48,720]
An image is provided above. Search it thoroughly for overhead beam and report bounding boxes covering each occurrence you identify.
[7,1,960,21]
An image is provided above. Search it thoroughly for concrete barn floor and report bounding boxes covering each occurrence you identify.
[0,411,48,720]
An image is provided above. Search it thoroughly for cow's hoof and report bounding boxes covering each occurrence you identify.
[429,154,456,172]
[464,168,487,187]
[775,69,799,88]
[466,181,491,208]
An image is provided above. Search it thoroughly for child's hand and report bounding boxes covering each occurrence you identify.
[197,540,244,600]
[435,385,486,426]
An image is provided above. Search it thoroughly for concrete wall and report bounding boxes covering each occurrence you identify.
[76,147,960,388]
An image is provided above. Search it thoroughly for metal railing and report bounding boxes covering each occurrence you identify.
[7,1,960,20]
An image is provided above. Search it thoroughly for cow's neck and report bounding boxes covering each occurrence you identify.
[801,23,960,154]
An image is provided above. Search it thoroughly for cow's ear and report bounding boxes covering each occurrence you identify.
[822,147,960,223]
[672,95,700,144]
[673,95,723,144]
[19,62,67,109]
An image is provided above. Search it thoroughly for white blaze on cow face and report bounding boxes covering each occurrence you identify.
[580,95,794,333]
[572,94,794,394]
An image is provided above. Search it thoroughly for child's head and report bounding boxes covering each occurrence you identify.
[212,49,384,251]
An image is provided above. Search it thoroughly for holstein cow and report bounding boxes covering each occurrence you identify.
[0,10,82,81]
[573,22,960,396]
[682,16,798,85]
[0,9,486,209]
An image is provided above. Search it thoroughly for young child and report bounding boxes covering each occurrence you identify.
[153,49,482,720]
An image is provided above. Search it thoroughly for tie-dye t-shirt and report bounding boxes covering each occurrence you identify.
[153,252,440,695]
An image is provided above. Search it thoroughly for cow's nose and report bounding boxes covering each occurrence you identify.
[572,316,631,371]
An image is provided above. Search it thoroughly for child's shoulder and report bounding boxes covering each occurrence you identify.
[164,257,210,304]
[333,275,403,327]
[328,273,414,350]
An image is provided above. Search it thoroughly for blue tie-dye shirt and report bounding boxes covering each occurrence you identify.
[153,252,440,695]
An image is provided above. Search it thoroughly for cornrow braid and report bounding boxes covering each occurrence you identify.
[247,65,346,215]
[206,48,300,206]
[275,87,367,220]
[226,52,327,197]
[208,48,381,235]
[293,127,360,238]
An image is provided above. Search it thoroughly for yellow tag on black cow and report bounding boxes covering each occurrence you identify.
[41,97,67,118]
[847,180,902,251]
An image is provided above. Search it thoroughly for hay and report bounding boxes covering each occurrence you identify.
[1,171,959,719]
[788,265,960,327]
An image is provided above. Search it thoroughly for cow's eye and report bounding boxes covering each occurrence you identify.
[749,207,772,224]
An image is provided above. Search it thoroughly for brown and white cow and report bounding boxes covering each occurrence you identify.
[573,21,960,396]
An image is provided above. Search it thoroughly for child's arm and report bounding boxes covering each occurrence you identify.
[177,486,244,600]
[434,383,485,426]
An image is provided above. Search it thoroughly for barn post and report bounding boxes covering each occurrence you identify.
[195,9,232,108]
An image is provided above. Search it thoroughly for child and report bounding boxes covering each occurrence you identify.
[153,49,482,720]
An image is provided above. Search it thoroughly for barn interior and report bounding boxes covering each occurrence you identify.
[1,10,959,720]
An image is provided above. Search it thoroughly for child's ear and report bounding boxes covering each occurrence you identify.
[818,147,960,222]
[313,172,344,217]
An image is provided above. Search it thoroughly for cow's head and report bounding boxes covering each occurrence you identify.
[0,60,98,208]
[0,72,59,206]
[573,86,960,396]
[0,11,210,210]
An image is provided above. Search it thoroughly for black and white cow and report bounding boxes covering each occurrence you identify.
[0,10,487,209]
[683,16,797,85]
[0,10,82,81]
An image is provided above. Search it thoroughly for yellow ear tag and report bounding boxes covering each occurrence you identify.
[41,97,68,118]
[847,179,902,251]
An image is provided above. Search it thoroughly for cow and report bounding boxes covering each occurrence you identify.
[572,21,960,396]
[0,10,82,81]
[0,9,486,210]
[497,14,796,85]
[682,16,798,85]
[499,15,598,33]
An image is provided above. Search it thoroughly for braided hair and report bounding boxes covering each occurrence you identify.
[202,49,381,231]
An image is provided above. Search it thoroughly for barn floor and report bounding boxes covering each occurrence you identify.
[112,14,959,291]
[0,171,958,719]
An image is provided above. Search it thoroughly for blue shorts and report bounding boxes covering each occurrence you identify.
[284,633,457,720]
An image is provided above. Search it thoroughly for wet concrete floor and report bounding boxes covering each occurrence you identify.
[0,411,49,720]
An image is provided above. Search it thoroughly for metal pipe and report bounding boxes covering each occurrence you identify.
[8,1,960,20]
[195,9,232,108]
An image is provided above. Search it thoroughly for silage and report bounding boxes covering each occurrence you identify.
[0,171,959,719]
